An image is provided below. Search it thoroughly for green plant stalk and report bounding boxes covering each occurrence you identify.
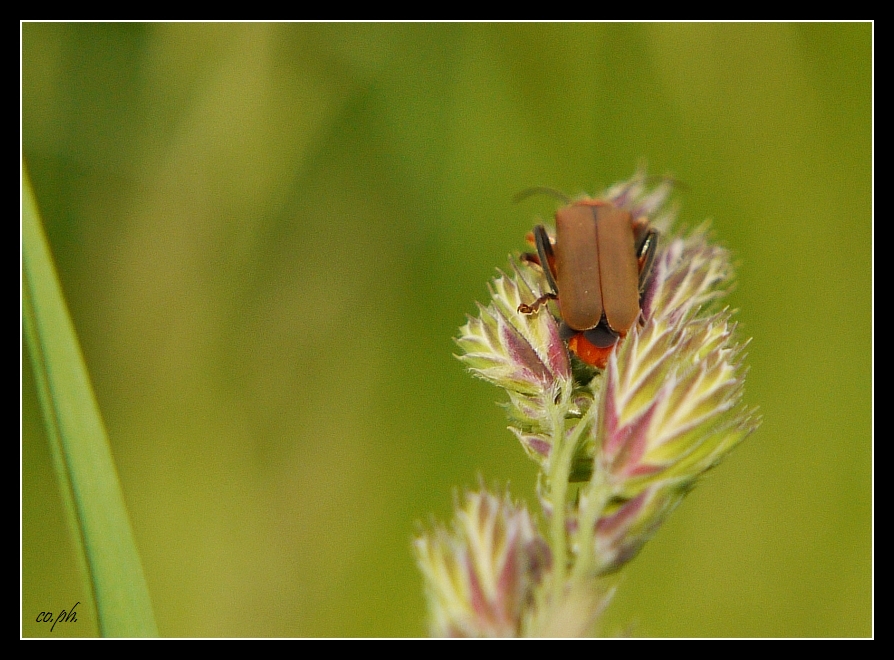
[546,397,572,604]
[22,165,158,637]
[570,469,610,585]
[545,387,593,606]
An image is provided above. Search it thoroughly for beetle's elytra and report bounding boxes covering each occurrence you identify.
[518,199,658,369]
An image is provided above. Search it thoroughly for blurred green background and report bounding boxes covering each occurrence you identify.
[22,23,871,637]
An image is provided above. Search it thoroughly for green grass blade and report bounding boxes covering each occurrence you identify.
[22,165,158,637]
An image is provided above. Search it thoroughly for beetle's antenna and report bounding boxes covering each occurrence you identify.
[513,187,572,205]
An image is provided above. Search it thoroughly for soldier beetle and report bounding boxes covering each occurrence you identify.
[518,198,658,369]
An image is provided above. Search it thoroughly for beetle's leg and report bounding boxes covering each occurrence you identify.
[635,228,659,290]
[518,291,558,315]
[632,217,652,252]
[532,225,559,294]
[631,228,660,327]
[518,225,561,315]
[520,251,541,267]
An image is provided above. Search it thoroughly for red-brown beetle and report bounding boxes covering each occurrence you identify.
[518,199,658,369]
